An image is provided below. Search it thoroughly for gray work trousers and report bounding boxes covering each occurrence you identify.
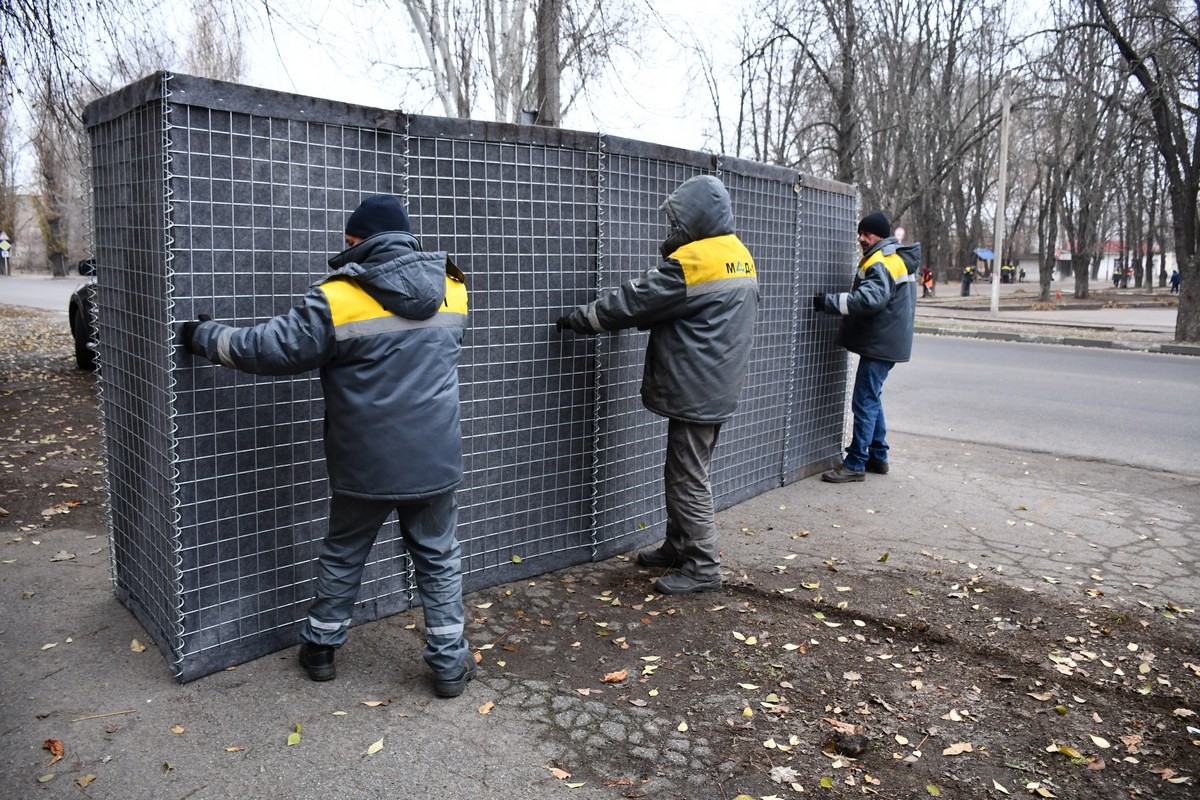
[302,490,468,677]
[660,419,722,581]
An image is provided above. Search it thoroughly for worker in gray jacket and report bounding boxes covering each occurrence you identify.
[179,195,475,697]
[813,210,918,483]
[557,175,759,594]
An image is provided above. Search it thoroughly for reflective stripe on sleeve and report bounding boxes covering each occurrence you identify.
[216,328,236,367]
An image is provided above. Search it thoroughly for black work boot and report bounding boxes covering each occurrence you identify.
[865,459,890,475]
[635,547,680,569]
[433,657,477,698]
[654,571,722,595]
[821,465,866,483]
[298,642,336,682]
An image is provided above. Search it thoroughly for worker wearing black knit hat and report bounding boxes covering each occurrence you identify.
[345,194,411,239]
[179,194,474,698]
[813,210,918,483]
[857,210,891,239]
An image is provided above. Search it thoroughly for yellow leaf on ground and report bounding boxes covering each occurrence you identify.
[942,742,973,756]
[549,767,570,780]
[130,639,146,653]
[478,700,495,715]
[677,721,688,732]
[601,669,628,683]
[170,725,184,735]
[366,737,384,756]
[75,775,96,788]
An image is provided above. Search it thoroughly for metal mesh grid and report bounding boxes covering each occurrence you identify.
[84,73,855,681]
[589,148,703,559]
[166,106,417,672]
[405,120,600,591]
[87,79,183,660]
[709,164,805,509]
[786,179,859,477]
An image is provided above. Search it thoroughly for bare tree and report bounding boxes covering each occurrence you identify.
[5,0,248,276]
[29,72,84,277]
[397,0,635,124]
[1046,1,1127,299]
[185,0,247,83]
[1090,0,1200,342]
[0,76,18,273]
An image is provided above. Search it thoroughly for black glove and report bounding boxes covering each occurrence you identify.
[556,310,595,335]
[179,314,213,352]
[812,293,825,313]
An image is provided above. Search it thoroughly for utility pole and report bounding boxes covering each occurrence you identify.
[990,79,1010,315]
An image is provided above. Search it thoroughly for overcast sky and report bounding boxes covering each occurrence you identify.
[238,0,739,153]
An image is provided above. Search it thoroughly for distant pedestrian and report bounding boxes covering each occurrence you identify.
[1113,270,1121,288]
[1170,269,1181,294]
[920,265,934,297]
[813,211,918,483]
[961,266,974,296]
[1019,267,1026,282]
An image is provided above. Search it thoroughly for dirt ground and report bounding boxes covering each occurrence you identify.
[1,303,1197,799]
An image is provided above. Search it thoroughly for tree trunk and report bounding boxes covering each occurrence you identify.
[534,0,560,126]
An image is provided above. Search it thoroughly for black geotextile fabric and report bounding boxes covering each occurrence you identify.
[83,73,856,682]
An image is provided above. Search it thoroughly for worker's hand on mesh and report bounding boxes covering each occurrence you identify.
[179,314,213,353]
[556,310,595,335]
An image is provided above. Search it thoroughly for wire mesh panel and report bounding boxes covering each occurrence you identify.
[86,76,180,667]
[588,140,715,560]
[710,159,806,509]
[787,176,859,478]
[405,117,601,591]
[85,73,855,682]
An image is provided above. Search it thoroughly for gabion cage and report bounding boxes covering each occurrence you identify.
[83,72,856,682]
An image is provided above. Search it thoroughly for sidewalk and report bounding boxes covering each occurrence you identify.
[914,280,1199,355]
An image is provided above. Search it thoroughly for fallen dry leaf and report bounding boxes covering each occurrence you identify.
[601,669,628,683]
[42,739,63,766]
[478,700,495,714]
[822,717,859,735]
[942,742,973,756]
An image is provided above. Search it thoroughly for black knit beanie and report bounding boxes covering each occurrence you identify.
[345,195,411,238]
[857,211,892,239]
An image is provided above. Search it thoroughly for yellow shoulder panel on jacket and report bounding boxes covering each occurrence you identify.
[861,251,908,280]
[443,271,468,315]
[671,234,757,287]
[319,279,391,327]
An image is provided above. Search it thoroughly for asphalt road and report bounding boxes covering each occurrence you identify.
[0,274,81,313]
[888,335,1200,477]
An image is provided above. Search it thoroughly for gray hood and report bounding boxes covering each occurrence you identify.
[660,175,736,257]
[326,231,444,321]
